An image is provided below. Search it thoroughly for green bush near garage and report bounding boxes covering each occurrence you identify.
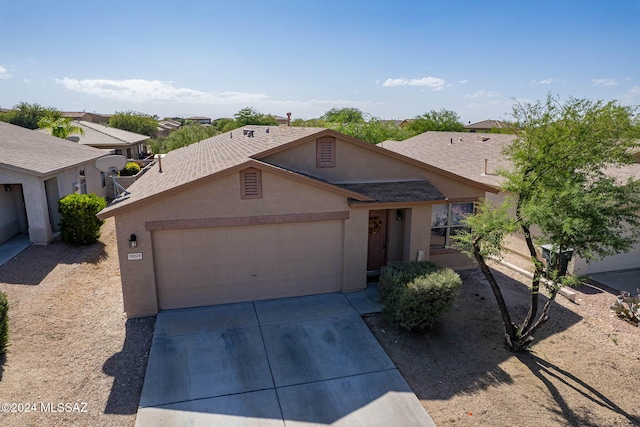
[379,261,462,333]
[58,193,107,245]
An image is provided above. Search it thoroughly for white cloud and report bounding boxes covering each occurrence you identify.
[465,90,500,99]
[592,78,618,86]
[624,86,640,98]
[0,66,11,80]
[382,76,445,91]
[530,78,558,85]
[56,78,269,105]
[458,79,468,84]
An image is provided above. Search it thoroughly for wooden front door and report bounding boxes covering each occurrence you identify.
[367,210,388,271]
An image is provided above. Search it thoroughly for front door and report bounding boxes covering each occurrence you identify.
[367,210,388,272]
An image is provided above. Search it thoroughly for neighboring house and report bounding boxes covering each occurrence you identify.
[157,120,181,136]
[97,126,494,317]
[185,116,212,125]
[271,115,291,126]
[69,121,150,159]
[381,131,640,276]
[61,111,110,124]
[464,119,512,133]
[0,121,108,245]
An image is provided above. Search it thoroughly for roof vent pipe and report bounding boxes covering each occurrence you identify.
[157,154,163,173]
[450,138,453,144]
[287,112,291,126]
[482,158,488,176]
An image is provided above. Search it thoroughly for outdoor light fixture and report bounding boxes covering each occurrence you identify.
[4,185,11,192]
[129,234,137,248]
[396,209,404,221]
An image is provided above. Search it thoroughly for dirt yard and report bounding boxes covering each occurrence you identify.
[367,266,640,427]
[0,218,639,426]
[0,218,153,426]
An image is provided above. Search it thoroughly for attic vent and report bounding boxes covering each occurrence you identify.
[476,136,491,142]
[316,137,336,168]
[243,129,255,137]
[240,168,262,199]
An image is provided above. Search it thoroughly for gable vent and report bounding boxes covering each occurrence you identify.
[316,137,336,168]
[240,168,262,199]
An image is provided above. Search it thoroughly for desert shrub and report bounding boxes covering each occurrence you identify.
[379,261,461,332]
[0,291,8,354]
[59,193,107,245]
[610,290,640,327]
[120,162,141,176]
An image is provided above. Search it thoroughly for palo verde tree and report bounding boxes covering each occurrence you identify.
[321,107,365,123]
[454,95,640,352]
[233,107,278,127]
[406,108,464,134]
[109,111,158,137]
[0,102,61,129]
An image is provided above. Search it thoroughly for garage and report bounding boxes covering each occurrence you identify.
[152,220,345,310]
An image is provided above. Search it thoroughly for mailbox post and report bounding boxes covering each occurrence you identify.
[540,244,574,277]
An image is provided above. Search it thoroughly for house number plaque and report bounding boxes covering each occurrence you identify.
[127,253,143,261]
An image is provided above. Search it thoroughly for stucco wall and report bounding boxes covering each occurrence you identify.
[0,161,105,244]
[113,166,358,317]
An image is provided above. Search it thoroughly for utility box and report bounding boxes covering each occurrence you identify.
[540,244,574,277]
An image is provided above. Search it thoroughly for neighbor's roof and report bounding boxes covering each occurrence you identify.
[383,131,640,188]
[73,121,149,146]
[337,180,445,204]
[98,126,328,216]
[0,121,107,176]
[464,119,512,130]
[381,131,515,188]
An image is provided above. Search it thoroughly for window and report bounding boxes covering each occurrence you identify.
[430,202,474,249]
[316,137,336,168]
[240,168,262,199]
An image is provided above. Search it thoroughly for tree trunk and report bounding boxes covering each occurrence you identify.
[472,242,517,348]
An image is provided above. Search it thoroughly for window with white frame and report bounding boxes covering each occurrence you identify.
[430,202,474,249]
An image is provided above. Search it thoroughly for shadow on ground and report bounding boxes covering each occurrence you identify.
[0,353,5,382]
[0,239,108,285]
[367,267,584,399]
[103,317,155,415]
[516,354,640,426]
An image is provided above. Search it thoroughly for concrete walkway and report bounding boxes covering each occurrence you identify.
[135,292,434,426]
[0,234,30,267]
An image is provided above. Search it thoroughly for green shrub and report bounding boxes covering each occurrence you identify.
[0,291,8,354]
[379,261,461,332]
[120,162,141,176]
[59,193,107,245]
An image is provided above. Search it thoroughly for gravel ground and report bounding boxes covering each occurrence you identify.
[0,218,153,427]
[1,217,639,426]
[367,264,640,427]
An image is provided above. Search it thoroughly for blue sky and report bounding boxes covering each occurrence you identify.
[1,0,638,123]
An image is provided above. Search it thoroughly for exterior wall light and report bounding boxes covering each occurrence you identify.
[129,234,137,248]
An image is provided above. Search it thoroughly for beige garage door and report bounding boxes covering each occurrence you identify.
[152,221,344,310]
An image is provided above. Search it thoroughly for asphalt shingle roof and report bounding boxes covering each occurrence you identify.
[0,121,107,176]
[99,126,327,215]
[381,132,515,188]
[382,131,640,188]
[74,121,150,146]
[337,180,445,204]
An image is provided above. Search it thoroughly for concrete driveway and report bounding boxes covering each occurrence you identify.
[135,292,435,426]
